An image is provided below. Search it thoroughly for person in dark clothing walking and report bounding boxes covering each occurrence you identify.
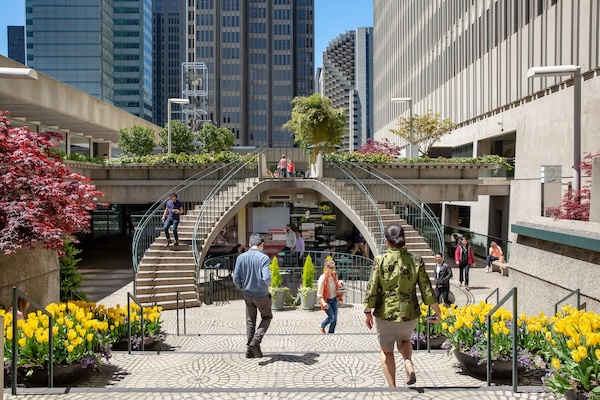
[161,193,183,246]
[434,253,453,305]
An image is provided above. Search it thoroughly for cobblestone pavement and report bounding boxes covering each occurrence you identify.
[4,265,554,399]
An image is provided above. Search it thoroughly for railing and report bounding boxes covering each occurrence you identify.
[127,292,145,354]
[323,162,386,255]
[446,226,511,262]
[200,252,373,305]
[485,288,500,304]
[11,287,54,395]
[176,291,187,336]
[554,288,585,314]
[485,287,518,392]
[326,161,444,255]
[131,160,245,275]
[191,148,266,268]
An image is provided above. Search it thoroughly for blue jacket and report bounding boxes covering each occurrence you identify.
[233,248,271,297]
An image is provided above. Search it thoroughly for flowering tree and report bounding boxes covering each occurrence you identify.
[546,152,598,221]
[0,112,104,254]
[357,138,402,156]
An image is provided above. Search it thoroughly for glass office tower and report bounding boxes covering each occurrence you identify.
[197,0,314,147]
[7,26,26,65]
[26,0,152,121]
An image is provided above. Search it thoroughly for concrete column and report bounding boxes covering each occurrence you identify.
[258,153,267,178]
[310,152,324,178]
[591,157,600,223]
[238,207,247,247]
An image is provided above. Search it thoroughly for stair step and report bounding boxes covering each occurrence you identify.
[136,284,196,295]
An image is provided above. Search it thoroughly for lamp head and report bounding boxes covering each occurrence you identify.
[527,65,580,78]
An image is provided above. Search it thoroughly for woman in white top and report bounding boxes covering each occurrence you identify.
[317,259,344,333]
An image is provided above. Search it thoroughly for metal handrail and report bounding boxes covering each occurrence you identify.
[327,162,386,254]
[485,288,500,304]
[131,160,242,273]
[554,288,583,314]
[414,305,435,353]
[329,160,444,255]
[191,147,267,268]
[11,287,54,395]
[176,291,187,336]
[485,287,518,392]
[127,292,145,354]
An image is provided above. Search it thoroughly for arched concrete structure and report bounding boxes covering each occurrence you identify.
[197,179,380,267]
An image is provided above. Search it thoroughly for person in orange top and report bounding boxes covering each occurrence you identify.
[317,259,344,333]
[485,241,504,272]
[287,160,295,177]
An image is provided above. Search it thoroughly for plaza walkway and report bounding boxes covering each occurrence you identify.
[4,263,553,400]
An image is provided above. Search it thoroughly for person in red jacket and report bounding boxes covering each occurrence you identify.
[454,237,475,290]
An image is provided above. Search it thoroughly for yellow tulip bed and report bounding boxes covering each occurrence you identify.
[437,302,600,398]
[2,301,162,373]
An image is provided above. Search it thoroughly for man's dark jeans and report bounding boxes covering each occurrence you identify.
[243,293,273,347]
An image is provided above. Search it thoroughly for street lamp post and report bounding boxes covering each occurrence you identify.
[167,98,190,155]
[391,97,417,158]
[527,65,581,191]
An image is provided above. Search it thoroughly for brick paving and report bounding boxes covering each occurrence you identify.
[4,262,555,399]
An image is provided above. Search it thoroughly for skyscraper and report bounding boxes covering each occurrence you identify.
[25,0,152,121]
[196,0,314,147]
[7,26,25,65]
[322,28,373,151]
[152,0,188,128]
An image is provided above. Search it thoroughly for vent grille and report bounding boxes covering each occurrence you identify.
[267,194,292,201]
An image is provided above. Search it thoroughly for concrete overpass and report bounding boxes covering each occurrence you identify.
[0,56,160,155]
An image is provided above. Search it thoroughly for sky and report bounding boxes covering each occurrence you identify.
[0,0,373,71]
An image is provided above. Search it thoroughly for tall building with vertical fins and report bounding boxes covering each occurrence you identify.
[25,0,153,122]
[196,0,314,147]
[322,28,373,151]
[373,0,600,241]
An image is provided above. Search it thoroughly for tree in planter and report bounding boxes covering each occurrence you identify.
[545,151,599,221]
[196,123,235,154]
[158,120,195,154]
[0,112,104,254]
[118,125,156,157]
[298,255,317,309]
[59,238,87,301]
[389,110,456,157]
[268,256,292,308]
[282,94,345,162]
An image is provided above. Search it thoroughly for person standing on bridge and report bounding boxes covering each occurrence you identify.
[278,154,287,178]
[363,223,441,387]
[233,233,272,359]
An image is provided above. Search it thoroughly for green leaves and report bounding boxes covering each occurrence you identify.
[158,120,195,154]
[390,109,456,156]
[196,123,234,153]
[118,125,156,157]
[282,94,345,161]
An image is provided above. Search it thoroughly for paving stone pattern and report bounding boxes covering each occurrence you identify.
[4,261,556,399]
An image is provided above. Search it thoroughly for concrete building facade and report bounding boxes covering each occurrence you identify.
[373,0,600,242]
[322,28,373,151]
[195,0,314,147]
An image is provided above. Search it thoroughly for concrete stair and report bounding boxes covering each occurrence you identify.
[135,177,259,310]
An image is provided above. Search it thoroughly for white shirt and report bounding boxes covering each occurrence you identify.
[317,274,337,300]
[285,230,296,248]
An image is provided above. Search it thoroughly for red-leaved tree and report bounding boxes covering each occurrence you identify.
[546,152,599,221]
[357,138,403,156]
[0,112,104,254]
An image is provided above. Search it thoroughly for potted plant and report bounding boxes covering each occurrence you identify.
[411,303,450,349]
[268,256,290,310]
[297,255,317,310]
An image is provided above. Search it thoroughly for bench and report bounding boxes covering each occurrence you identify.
[491,261,510,276]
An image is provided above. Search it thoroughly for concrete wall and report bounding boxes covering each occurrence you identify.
[0,246,60,310]
[509,217,600,316]
[591,157,600,223]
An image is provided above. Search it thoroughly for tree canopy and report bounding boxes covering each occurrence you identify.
[390,110,456,157]
[118,125,156,157]
[158,120,195,154]
[196,123,234,153]
[282,94,345,161]
[0,112,104,254]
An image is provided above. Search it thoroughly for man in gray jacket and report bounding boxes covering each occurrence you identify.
[434,252,453,306]
[233,233,272,358]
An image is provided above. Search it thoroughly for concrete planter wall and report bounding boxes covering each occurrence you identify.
[0,245,59,309]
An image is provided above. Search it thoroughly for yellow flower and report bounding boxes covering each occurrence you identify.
[18,338,27,347]
[551,358,561,370]
[67,344,74,353]
[66,320,74,329]
[52,326,59,335]
[87,333,94,342]
[67,329,77,340]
